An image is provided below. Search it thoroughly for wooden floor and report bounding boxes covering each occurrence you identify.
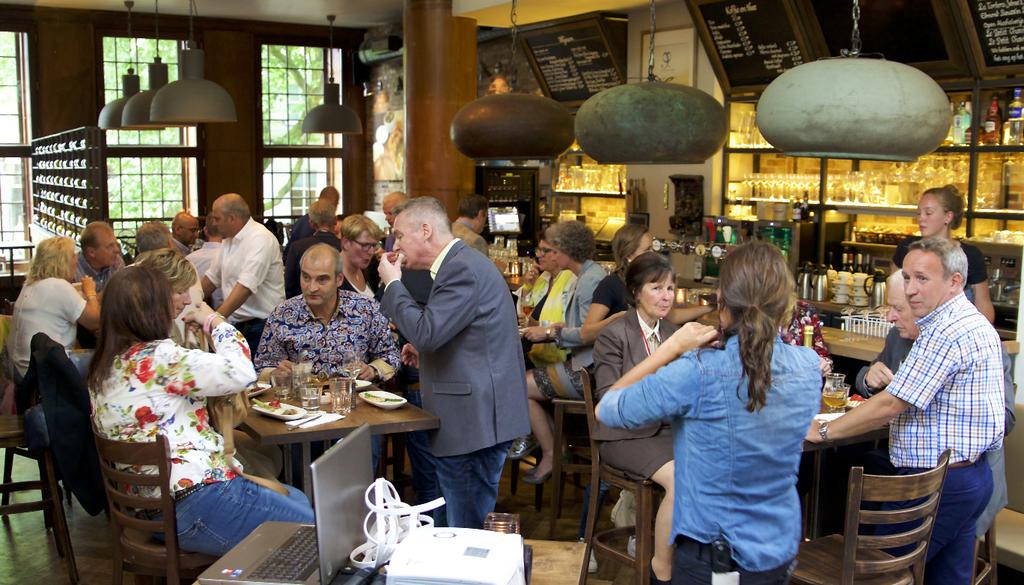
[0,450,635,585]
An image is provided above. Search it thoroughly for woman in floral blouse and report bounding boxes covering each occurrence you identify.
[88,266,313,555]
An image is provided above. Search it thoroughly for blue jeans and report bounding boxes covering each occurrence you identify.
[883,455,992,585]
[433,441,511,529]
[404,390,445,525]
[174,477,314,556]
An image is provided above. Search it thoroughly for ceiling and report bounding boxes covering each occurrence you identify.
[4,0,648,28]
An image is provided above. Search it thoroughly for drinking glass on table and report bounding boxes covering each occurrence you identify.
[299,383,320,412]
[329,378,353,415]
[822,375,848,414]
[271,371,292,401]
[340,350,363,409]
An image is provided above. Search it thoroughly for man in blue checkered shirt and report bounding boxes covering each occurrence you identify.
[807,237,1004,585]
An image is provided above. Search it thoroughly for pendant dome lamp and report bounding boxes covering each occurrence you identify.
[450,0,574,160]
[756,0,949,161]
[98,1,141,130]
[150,0,236,124]
[121,0,171,129]
[302,15,362,134]
[573,0,727,164]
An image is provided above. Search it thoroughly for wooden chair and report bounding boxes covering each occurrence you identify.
[550,396,591,535]
[0,415,78,584]
[578,370,658,585]
[792,449,952,585]
[973,524,996,585]
[92,423,217,585]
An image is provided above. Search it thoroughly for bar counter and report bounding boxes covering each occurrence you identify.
[822,326,1020,361]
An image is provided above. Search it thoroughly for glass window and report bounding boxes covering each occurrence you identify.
[0,31,30,244]
[0,31,29,145]
[106,156,198,246]
[259,43,345,221]
[0,157,27,242]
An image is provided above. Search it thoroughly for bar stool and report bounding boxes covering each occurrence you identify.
[577,371,658,585]
[550,397,590,535]
[0,415,79,584]
[973,525,997,585]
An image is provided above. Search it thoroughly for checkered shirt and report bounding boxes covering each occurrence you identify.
[886,293,1004,468]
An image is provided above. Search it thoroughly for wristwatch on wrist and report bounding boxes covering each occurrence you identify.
[546,326,555,340]
[818,420,831,442]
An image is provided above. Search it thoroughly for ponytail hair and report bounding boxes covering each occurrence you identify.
[717,242,795,412]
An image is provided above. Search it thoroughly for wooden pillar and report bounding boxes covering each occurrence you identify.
[403,0,476,217]
[342,58,368,215]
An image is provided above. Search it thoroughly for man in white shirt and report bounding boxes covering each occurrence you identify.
[187,223,224,309]
[201,193,285,356]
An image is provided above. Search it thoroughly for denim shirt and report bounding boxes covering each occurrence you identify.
[598,336,821,571]
[557,259,606,368]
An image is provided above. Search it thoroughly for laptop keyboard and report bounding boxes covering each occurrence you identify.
[247,525,319,583]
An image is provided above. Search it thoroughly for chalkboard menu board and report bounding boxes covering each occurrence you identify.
[520,16,627,106]
[688,0,810,93]
[963,0,1024,70]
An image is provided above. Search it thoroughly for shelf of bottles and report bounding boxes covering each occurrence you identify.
[31,127,108,242]
[553,145,626,196]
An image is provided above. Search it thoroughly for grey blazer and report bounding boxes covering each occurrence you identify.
[381,240,531,457]
[591,309,678,442]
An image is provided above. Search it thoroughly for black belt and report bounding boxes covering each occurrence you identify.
[675,535,737,571]
[173,481,209,502]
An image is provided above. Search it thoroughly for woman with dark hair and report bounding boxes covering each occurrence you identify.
[592,251,679,583]
[596,242,821,583]
[88,266,313,556]
[892,184,994,322]
[579,223,651,344]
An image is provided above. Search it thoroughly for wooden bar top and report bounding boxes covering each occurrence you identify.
[822,326,1019,361]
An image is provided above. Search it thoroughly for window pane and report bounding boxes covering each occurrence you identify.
[262,157,342,217]
[101,36,192,146]
[107,156,195,247]
[261,44,349,147]
[0,157,27,242]
[0,31,28,145]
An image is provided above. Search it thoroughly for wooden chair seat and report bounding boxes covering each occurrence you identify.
[793,535,912,585]
[0,414,24,441]
[120,529,218,572]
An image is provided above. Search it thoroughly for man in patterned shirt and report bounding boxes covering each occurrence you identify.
[807,237,1003,585]
[255,243,400,382]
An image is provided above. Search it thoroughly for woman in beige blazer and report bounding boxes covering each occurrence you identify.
[592,252,680,584]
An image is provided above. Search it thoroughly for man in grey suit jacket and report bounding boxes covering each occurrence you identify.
[377,196,530,529]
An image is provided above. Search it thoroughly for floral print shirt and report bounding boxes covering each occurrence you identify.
[780,300,833,374]
[91,323,257,496]
[254,290,401,378]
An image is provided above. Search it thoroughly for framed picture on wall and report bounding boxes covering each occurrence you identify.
[640,26,697,86]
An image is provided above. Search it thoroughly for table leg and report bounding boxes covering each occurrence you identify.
[809,449,823,539]
[282,444,293,486]
[302,442,313,501]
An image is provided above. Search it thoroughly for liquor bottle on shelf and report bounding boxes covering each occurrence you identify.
[953,100,971,146]
[943,102,956,146]
[792,196,802,221]
[981,97,1002,145]
[1004,88,1023,146]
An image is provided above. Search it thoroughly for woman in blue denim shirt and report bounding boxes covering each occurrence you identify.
[597,242,821,583]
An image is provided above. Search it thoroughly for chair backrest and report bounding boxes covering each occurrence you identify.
[578,369,603,475]
[91,418,185,583]
[1006,401,1024,513]
[840,449,952,585]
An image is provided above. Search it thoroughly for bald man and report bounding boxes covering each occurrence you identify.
[201,193,285,355]
[382,190,408,252]
[171,211,200,255]
[288,186,340,249]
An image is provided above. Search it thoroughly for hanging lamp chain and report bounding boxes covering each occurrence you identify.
[154,0,160,58]
[842,0,862,57]
[647,0,657,81]
[327,15,336,84]
[509,0,519,68]
[187,0,196,46]
[124,1,135,71]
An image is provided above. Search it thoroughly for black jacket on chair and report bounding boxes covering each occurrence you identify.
[17,332,105,516]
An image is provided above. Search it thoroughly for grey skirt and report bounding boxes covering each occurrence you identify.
[598,424,674,480]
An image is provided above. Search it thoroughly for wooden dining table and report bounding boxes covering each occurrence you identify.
[241,391,439,497]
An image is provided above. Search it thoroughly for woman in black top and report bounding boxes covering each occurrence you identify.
[892,184,994,323]
[579,224,651,344]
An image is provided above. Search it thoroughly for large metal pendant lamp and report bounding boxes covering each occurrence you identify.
[98,1,141,130]
[121,0,170,129]
[150,0,236,124]
[302,15,362,134]
[574,0,727,164]
[756,0,949,161]
[450,0,574,160]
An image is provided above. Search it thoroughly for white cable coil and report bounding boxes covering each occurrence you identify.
[349,478,446,570]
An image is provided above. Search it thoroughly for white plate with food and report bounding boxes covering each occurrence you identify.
[247,381,273,399]
[358,390,408,410]
[251,399,308,421]
[355,379,372,389]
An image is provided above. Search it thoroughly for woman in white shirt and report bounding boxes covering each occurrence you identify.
[339,215,383,299]
[8,236,100,377]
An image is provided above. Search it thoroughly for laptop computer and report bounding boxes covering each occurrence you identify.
[198,424,373,585]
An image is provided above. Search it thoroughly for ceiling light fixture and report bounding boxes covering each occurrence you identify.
[574,0,726,164]
[302,15,363,134]
[150,0,236,124]
[98,1,140,130]
[756,0,949,161]
[450,0,574,160]
[121,0,170,129]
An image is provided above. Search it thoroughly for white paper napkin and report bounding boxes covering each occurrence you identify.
[813,412,845,423]
[285,412,345,429]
